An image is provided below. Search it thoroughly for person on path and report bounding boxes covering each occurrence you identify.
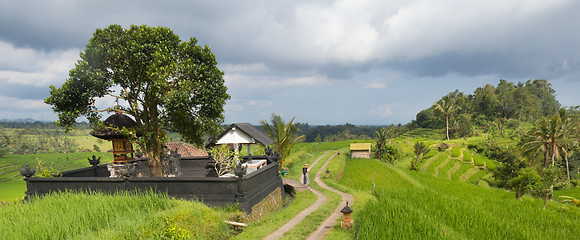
[302,164,310,185]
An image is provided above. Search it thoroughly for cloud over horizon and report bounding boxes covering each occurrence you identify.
[1,0,579,125]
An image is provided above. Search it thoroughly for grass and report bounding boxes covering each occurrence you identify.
[0,190,235,239]
[462,148,473,162]
[231,190,318,240]
[484,158,497,171]
[425,153,448,176]
[280,187,341,240]
[452,163,475,181]
[0,152,114,201]
[279,152,343,239]
[450,146,461,157]
[473,153,486,166]
[352,160,580,239]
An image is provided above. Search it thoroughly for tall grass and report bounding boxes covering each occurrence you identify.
[353,162,580,239]
[0,190,233,239]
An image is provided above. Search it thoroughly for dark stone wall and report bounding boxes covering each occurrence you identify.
[24,156,284,214]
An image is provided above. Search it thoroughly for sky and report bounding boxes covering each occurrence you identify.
[1,0,579,125]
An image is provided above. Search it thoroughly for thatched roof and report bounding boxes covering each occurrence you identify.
[91,113,139,140]
[436,142,450,148]
[165,142,208,157]
[350,143,372,151]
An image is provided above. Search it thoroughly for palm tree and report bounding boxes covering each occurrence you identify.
[411,141,430,170]
[556,109,579,182]
[523,112,576,170]
[261,114,305,170]
[524,116,561,167]
[433,91,460,140]
[374,127,388,160]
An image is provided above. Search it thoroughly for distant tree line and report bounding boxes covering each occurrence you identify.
[294,123,410,143]
[412,79,571,139]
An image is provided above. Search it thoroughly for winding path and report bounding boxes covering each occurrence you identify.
[306,153,353,240]
[262,153,353,240]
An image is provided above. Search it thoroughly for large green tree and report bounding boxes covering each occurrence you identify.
[45,25,229,176]
[261,114,304,170]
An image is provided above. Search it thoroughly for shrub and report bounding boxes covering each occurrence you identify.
[208,145,240,176]
[35,158,61,177]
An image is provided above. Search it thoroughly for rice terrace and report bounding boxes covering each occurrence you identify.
[2,13,580,240]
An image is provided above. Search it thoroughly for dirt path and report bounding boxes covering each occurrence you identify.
[306,153,353,240]
[263,153,353,240]
[262,154,328,240]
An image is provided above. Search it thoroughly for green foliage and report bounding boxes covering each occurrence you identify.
[381,145,401,165]
[534,166,562,209]
[154,223,191,240]
[44,24,229,176]
[450,113,472,138]
[315,134,322,144]
[208,144,240,176]
[433,90,462,140]
[510,167,541,200]
[413,107,444,129]
[374,127,388,160]
[261,114,305,170]
[492,151,527,188]
[35,158,62,178]
[411,141,429,170]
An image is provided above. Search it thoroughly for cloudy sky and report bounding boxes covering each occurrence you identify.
[1,0,579,125]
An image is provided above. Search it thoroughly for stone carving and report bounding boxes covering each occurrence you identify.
[162,147,182,177]
[19,163,36,178]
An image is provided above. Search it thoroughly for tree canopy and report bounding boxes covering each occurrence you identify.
[45,25,229,176]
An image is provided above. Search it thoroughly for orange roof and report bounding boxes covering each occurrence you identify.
[165,142,208,157]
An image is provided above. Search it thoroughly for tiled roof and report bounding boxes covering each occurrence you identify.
[165,142,208,157]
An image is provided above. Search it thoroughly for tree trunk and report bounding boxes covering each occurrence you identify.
[445,114,450,140]
[148,156,163,177]
[565,154,571,183]
[544,144,549,167]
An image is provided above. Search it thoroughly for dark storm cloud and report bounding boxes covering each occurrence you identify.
[1,0,579,124]
[0,80,49,100]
